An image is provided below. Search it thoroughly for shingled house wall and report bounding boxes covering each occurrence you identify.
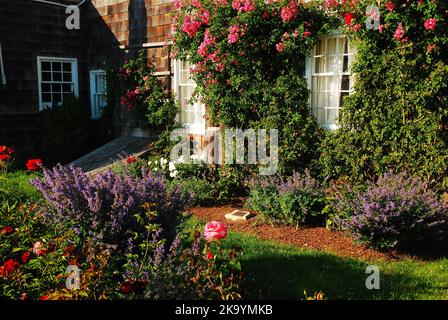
[0,0,177,159]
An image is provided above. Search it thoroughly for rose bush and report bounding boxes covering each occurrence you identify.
[320,0,448,190]
[170,0,333,174]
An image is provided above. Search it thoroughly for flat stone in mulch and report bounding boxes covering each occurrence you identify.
[188,205,409,262]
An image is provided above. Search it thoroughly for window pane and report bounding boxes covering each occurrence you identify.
[62,83,73,93]
[41,83,51,93]
[63,62,72,72]
[63,72,72,82]
[52,62,62,71]
[42,72,51,81]
[52,92,62,103]
[53,72,62,82]
[42,93,51,103]
[52,83,62,93]
[41,61,51,71]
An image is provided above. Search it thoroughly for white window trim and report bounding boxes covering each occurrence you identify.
[305,31,354,130]
[0,43,6,85]
[89,69,106,119]
[37,56,79,111]
[173,59,206,135]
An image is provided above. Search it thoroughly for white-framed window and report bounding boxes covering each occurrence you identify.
[37,56,79,110]
[0,43,6,85]
[173,60,206,135]
[89,70,107,119]
[306,32,355,129]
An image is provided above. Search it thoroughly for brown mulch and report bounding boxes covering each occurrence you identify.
[188,205,410,262]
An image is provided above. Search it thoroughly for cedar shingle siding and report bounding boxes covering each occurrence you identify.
[0,0,176,157]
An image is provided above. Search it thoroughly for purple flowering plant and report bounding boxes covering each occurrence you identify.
[333,171,448,250]
[31,164,191,249]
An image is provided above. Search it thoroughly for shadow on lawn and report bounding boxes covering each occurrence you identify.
[239,251,436,300]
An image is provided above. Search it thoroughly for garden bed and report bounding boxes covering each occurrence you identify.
[189,205,407,262]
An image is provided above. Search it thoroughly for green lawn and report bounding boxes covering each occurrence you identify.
[187,217,448,300]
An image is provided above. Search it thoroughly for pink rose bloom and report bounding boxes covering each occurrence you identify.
[203,221,227,241]
[174,0,183,10]
[303,31,312,38]
[276,42,285,52]
[33,241,45,256]
[424,18,437,31]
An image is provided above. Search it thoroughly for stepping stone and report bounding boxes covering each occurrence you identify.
[225,210,255,222]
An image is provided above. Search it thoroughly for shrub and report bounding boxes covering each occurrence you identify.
[319,1,448,189]
[246,170,326,226]
[31,165,191,249]
[333,172,448,250]
[0,202,74,300]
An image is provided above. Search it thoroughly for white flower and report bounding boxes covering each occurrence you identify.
[169,170,178,178]
[177,155,186,163]
[148,160,152,166]
[154,160,158,166]
[169,162,176,172]
[160,157,168,169]
[153,168,158,172]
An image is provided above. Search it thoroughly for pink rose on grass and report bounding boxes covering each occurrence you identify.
[33,241,46,256]
[424,18,437,31]
[203,221,227,241]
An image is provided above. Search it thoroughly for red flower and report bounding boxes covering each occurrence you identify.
[0,146,13,155]
[0,259,20,276]
[303,31,312,38]
[385,1,395,11]
[119,279,148,295]
[1,226,13,235]
[21,293,27,300]
[25,159,43,171]
[427,43,436,52]
[119,281,134,294]
[0,154,10,161]
[63,245,76,257]
[344,12,354,26]
[126,156,137,164]
[206,251,214,260]
[21,251,32,264]
[39,294,49,300]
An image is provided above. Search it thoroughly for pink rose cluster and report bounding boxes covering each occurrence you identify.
[232,0,255,13]
[424,18,437,31]
[281,0,299,23]
[203,221,228,241]
[393,22,408,43]
[228,25,240,44]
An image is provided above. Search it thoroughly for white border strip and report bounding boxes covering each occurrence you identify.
[31,0,87,8]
